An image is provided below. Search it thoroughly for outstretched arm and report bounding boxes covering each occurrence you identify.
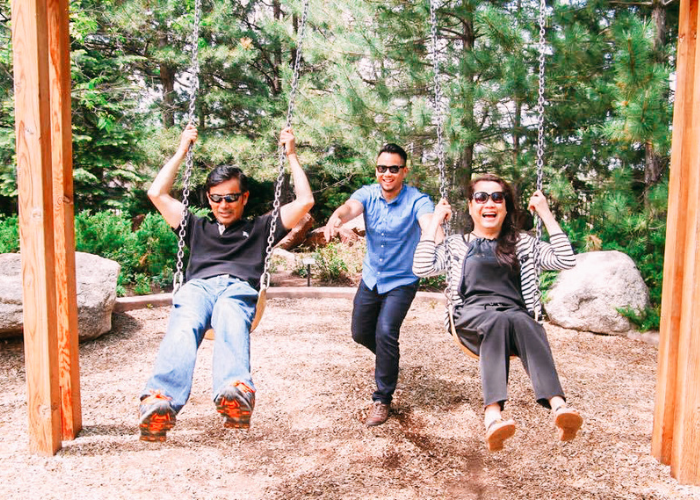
[147,124,198,229]
[278,127,315,230]
[324,199,364,242]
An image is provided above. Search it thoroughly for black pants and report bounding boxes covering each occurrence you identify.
[351,280,419,404]
[454,303,564,410]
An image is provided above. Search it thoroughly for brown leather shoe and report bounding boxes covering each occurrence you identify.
[365,401,390,426]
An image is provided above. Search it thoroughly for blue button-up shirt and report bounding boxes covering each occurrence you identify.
[351,184,434,293]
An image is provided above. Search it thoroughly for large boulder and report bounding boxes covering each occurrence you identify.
[304,226,360,249]
[344,215,366,236]
[276,213,314,251]
[0,252,120,341]
[545,250,650,335]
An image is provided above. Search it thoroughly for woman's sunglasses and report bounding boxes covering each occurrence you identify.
[376,165,405,174]
[472,191,505,204]
[208,192,244,203]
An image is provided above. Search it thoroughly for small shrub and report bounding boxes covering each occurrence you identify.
[313,243,349,283]
[418,274,446,292]
[75,210,139,283]
[617,306,660,332]
[0,215,19,253]
[134,212,179,286]
[133,273,152,295]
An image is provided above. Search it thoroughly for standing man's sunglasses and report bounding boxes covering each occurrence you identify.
[208,192,244,203]
[471,191,506,204]
[376,165,405,174]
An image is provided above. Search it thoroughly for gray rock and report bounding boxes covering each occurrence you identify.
[545,250,650,335]
[0,252,120,341]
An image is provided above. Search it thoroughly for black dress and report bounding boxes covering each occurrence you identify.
[452,237,565,410]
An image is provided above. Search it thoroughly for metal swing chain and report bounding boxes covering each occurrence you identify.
[428,0,453,306]
[173,0,202,295]
[532,0,547,321]
[260,0,311,290]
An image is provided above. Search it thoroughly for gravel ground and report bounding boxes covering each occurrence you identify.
[1,296,699,499]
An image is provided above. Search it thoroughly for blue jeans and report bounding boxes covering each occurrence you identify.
[351,280,419,405]
[141,275,258,413]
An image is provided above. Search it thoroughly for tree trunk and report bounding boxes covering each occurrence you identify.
[644,0,668,201]
[273,0,282,95]
[159,34,175,128]
[456,2,476,200]
[645,140,665,186]
[291,13,299,67]
[513,99,522,169]
[652,0,666,60]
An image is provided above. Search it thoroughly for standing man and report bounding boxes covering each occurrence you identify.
[325,144,434,426]
[139,124,314,442]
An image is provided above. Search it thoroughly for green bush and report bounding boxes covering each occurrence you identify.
[418,274,446,292]
[134,212,179,287]
[560,170,666,331]
[0,215,19,253]
[75,210,139,281]
[313,243,349,283]
[293,240,365,285]
[74,209,183,295]
[133,273,152,295]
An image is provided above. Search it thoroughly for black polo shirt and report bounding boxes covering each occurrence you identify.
[178,211,289,290]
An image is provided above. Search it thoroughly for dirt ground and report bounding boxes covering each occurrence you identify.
[1,296,700,500]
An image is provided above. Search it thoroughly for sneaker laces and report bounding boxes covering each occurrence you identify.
[142,390,171,404]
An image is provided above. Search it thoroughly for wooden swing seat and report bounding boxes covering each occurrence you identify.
[204,286,266,340]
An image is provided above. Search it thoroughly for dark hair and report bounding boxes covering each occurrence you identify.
[377,143,408,164]
[206,165,249,193]
[466,173,521,271]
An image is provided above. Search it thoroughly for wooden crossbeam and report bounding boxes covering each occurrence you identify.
[12,0,80,454]
[652,0,700,485]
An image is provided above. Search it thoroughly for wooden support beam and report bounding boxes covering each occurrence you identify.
[47,0,82,441]
[652,0,700,485]
[12,0,62,455]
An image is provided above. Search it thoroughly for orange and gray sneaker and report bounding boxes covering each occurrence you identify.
[139,390,176,442]
[215,381,255,429]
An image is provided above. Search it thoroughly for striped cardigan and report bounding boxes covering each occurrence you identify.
[412,232,576,325]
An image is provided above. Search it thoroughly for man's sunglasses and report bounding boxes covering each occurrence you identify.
[208,192,244,203]
[376,165,405,174]
[472,191,506,204]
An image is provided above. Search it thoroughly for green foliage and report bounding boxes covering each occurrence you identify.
[133,273,153,295]
[74,209,180,295]
[0,214,19,253]
[133,213,178,284]
[560,169,667,330]
[293,241,365,285]
[418,274,446,292]
[617,305,661,332]
[312,243,349,283]
[75,210,140,279]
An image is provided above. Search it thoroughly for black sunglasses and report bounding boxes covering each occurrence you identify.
[208,192,244,203]
[376,165,405,174]
[472,191,505,204]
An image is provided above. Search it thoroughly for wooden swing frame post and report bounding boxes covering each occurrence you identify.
[652,0,700,485]
[11,0,81,455]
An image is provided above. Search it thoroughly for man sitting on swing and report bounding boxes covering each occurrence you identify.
[139,123,314,442]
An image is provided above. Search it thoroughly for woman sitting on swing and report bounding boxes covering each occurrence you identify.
[413,173,583,452]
